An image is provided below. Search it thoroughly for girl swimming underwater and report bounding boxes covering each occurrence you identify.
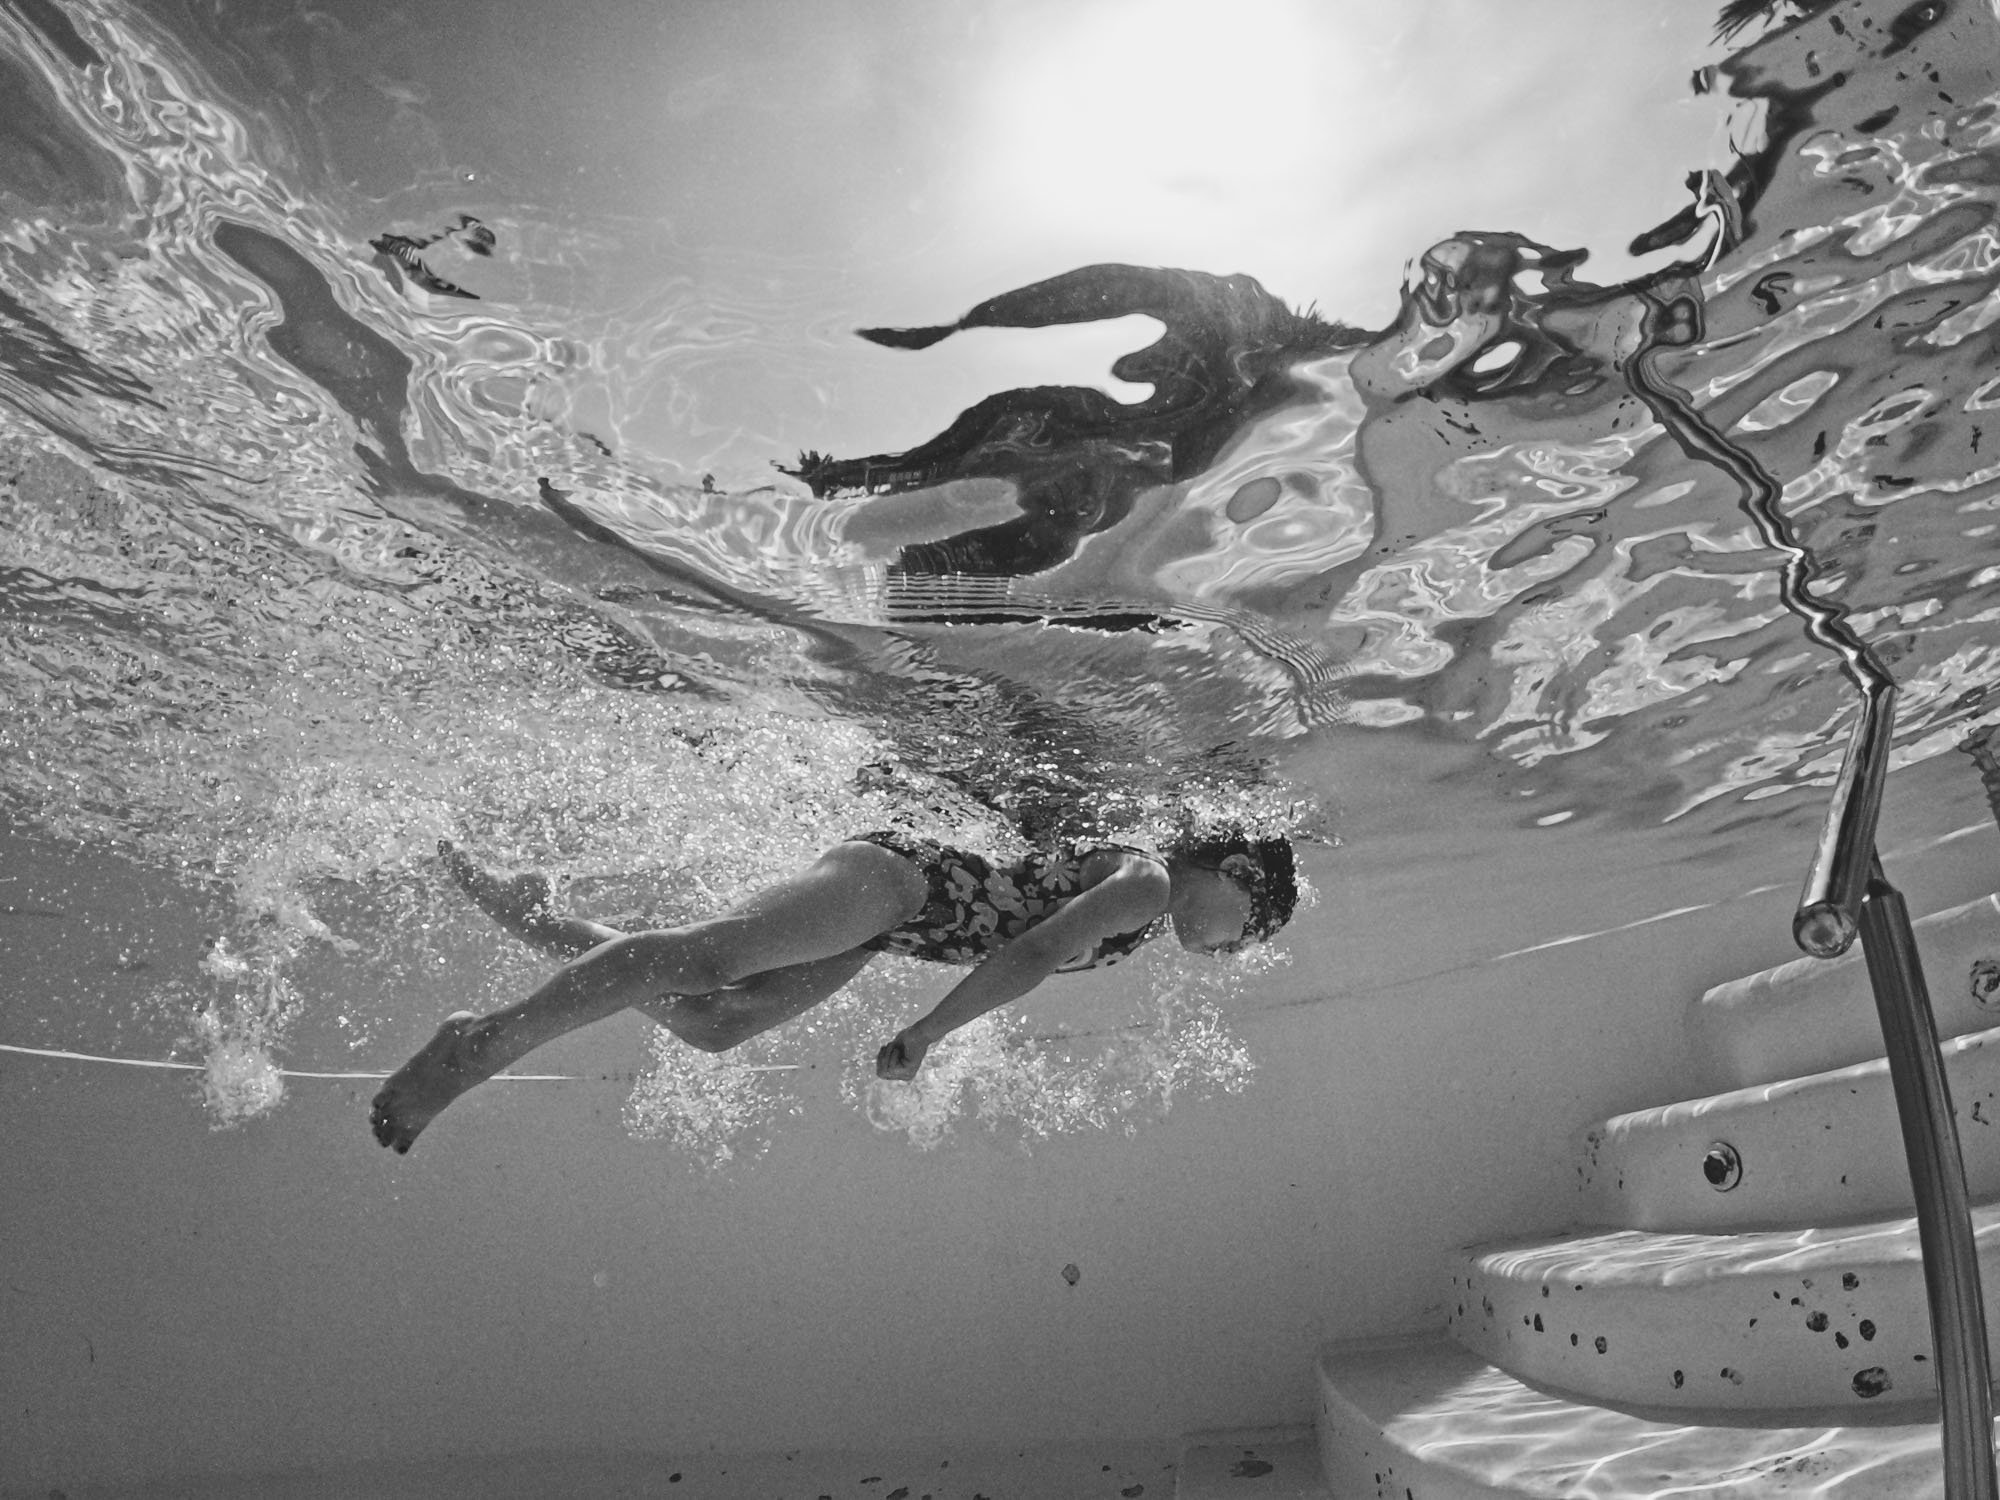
[369,827,1296,1153]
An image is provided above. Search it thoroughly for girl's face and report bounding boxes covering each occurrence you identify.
[1169,866,1256,954]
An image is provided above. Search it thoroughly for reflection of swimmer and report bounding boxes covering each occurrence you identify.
[369,828,1296,1153]
[783,262,1369,581]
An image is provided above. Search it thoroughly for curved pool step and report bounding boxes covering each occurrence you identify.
[1308,894,2000,1494]
[1317,1336,1972,1500]
[1693,892,2000,1091]
[1445,1206,2000,1412]
[1575,1022,2000,1231]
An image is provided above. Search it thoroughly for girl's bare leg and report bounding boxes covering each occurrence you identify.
[439,839,867,1051]
[639,947,875,1053]
[438,840,621,958]
[370,840,926,1152]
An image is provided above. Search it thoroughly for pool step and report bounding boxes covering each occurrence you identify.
[1173,1426,1328,1499]
[1316,1336,1969,1500]
[1694,892,2000,1090]
[1445,1206,2000,1411]
[1574,1022,2000,1232]
[1306,895,2000,1496]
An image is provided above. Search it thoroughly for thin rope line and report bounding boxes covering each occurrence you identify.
[0,1043,574,1080]
[0,1042,798,1079]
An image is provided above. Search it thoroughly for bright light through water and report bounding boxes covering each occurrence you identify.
[950,0,1735,325]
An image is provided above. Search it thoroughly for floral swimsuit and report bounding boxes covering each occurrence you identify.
[854,830,1161,971]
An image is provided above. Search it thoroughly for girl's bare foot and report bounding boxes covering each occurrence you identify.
[370,1011,482,1154]
[439,840,563,940]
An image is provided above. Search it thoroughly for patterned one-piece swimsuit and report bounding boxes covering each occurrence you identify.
[853,830,1161,971]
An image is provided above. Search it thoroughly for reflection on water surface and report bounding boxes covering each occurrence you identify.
[1,0,1998,1158]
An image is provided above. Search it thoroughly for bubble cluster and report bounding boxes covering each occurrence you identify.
[622,1031,800,1169]
[186,939,294,1125]
[848,948,1260,1153]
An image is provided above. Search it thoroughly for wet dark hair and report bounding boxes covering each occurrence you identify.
[1163,826,1298,944]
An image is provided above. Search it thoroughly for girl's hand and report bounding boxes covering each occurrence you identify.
[876,1032,929,1081]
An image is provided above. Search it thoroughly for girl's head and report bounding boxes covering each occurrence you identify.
[1161,827,1298,955]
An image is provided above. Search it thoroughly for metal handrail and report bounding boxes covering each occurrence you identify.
[1798,704,1994,1500]
[1631,304,1996,1497]
[1861,863,1998,1499]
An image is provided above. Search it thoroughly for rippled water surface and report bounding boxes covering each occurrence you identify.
[3,0,1999,1162]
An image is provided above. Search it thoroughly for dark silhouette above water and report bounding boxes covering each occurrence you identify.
[782,263,1369,581]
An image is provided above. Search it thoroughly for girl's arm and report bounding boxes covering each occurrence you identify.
[875,853,1169,1079]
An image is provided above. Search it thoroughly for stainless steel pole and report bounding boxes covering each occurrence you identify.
[1860,859,1998,1500]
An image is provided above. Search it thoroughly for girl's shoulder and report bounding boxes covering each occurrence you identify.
[1064,842,1168,895]
[1008,839,1152,879]
[1072,840,1161,865]
[1071,832,1164,864]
